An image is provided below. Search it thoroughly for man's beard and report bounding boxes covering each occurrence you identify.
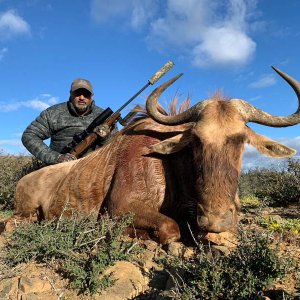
[74,102,88,113]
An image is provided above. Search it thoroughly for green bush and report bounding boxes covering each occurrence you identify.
[4,213,142,294]
[240,194,262,208]
[157,231,294,300]
[0,155,44,209]
[239,158,300,206]
[260,217,300,236]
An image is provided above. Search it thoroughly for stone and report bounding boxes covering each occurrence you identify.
[97,261,149,300]
[167,242,195,258]
[144,240,159,252]
[19,275,52,294]
[200,232,238,248]
[211,245,231,256]
[0,277,19,299]
[17,292,59,300]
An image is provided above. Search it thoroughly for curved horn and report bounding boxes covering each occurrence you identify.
[232,66,300,127]
[146,73,209,125]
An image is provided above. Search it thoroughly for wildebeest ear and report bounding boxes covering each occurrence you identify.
[247,127,296,158]
[253,140,296,158]
[148,133,192,155]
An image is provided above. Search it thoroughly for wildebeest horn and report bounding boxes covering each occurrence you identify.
[232,67,300,127]
[146,73,209,125]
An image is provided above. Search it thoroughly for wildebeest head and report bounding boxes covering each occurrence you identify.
[146,67,299,233]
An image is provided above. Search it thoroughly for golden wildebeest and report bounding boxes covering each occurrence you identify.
[7,67,300,245]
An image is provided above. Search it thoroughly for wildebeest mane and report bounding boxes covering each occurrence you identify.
[128,96,192,124]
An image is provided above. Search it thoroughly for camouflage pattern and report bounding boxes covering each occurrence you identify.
[70,78,93,94]
[22,101,116,165]
[148,61,174,85]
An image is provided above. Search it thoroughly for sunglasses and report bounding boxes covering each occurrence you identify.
[72,89,92,98]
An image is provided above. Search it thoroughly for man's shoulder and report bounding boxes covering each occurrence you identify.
[45,102,68,111]
[41,102,69,116]
[93,104,105,113]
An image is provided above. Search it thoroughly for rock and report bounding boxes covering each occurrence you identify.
[19,276,52,294]
[269,214,283,223]
[0,277,19,299]
[167,242,185,257]
[211,245,231,256]
[17,292,59,300]
[98,261,149,300]
[167,242,195,258]
[200,232,237,248]
[144,240,159,252]
[142,258,162,273]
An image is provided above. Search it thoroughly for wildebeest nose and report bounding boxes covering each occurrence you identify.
[197,209,234,233]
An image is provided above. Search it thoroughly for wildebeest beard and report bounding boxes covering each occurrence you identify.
[158,133,243,238]
[193,136,243,214]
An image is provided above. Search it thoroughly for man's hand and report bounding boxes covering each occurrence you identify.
[57,153,77,163]
[94,124,110,138]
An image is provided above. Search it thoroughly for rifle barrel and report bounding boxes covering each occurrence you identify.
[115,61,174,114]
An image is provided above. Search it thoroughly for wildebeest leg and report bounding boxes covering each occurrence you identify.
[2,189,41,232]
[111,201,181,245]
[123,227,151,240]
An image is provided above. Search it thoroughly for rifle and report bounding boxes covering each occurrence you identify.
[63,61,175,158]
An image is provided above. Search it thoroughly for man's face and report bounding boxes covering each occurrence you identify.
[71,88,93,114]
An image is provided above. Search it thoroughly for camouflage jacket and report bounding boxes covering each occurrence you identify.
[22,100,116,165]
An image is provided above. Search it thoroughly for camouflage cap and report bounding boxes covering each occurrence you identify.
[70,78,93,94]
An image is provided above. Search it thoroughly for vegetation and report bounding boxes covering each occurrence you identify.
[3,213,142,294]
[155,232,295,300]
[0,154,44,210]
[239,158,300,206]
[260,217,300,236]
[240,194,262,208]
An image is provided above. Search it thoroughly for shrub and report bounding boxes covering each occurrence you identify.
[157,231,294,299]
[0,155,44,209]
[3,213,142,294]
[240,194,262,208]
[239,158,300,206]
[260,217,300,236]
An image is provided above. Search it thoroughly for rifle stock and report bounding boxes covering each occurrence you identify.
[70,133,98,157]
[105,111,121,127]
[70,111,121,158]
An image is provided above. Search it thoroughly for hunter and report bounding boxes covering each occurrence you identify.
[22,78,117,165]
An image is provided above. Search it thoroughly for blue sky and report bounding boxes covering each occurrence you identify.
[0,0,300,169]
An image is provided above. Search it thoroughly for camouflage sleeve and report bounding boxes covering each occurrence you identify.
[21,110,61,165]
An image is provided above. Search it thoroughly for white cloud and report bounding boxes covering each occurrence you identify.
[0,94,59,112]
[0,10,30,40]
[191,27,256,67]
[249,74,277,88]
[91,0,260,68]
[148,0,257,68]
[0,47,7,60]
[90,0,157,31]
